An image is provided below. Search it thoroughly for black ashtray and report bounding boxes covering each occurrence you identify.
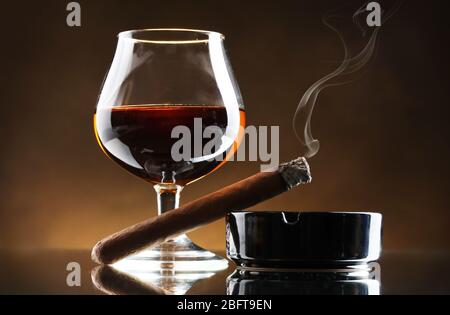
[226,211,382,269]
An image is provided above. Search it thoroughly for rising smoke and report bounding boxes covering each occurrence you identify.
[292,1,403,158]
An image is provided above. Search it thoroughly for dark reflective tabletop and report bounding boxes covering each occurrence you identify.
[0,250,449,295]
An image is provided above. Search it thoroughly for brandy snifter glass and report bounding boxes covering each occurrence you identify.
[94,29,245,271]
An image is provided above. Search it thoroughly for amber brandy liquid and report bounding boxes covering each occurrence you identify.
[94,105,245,186]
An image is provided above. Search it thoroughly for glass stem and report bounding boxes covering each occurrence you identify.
[154,184,187,244]
[154,184,183,215]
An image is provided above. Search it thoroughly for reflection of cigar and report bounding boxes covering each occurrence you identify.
[92,157,311,264]
[91,266,168,295]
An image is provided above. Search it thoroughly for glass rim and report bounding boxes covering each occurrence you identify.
[118,28,225,44]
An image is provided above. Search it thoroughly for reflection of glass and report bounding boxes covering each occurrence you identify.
[227,263,381,295]
[94,29,245,269]
[92,264,218,295]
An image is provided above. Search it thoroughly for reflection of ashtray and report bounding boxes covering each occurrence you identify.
[92,265,217,295]
[227,263,381,295]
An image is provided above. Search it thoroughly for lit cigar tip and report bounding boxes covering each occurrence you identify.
[279,157,312,189]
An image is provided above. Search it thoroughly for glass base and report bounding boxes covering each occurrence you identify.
[112,234,229,272]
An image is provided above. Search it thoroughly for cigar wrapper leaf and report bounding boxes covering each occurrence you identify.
[92,157,311,264]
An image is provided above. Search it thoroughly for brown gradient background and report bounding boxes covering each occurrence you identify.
[0,0,448,252]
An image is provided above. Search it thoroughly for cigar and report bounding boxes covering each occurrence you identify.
[92,157,311,264]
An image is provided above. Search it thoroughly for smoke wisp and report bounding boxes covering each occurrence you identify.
[293,0,403,158]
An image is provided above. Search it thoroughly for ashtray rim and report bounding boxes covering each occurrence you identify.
[230,211,382,216]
